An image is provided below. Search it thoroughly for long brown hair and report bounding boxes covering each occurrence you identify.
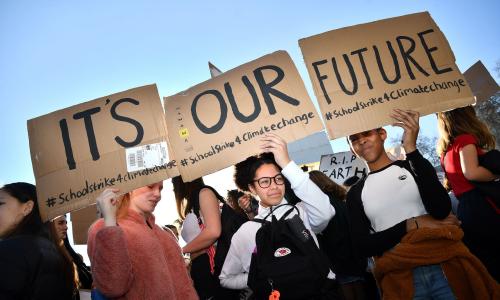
[172,176,205,220]
[437,106,496,157]
[49,218,79,296]
[308,170,347,201]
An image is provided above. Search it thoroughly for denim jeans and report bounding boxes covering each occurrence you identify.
[412,264,455,300]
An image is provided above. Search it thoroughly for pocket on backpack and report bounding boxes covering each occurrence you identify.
[259,256,323,299]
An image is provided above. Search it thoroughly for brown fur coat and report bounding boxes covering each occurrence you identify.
[374,226,499,300]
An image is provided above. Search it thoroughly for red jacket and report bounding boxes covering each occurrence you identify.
[88,209,198,300]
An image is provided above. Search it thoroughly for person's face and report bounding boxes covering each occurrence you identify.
[348,129,387,164]
[0,190,33,239]
[129,182,163,216]
[248,163,285,208]
[53,215,68,240]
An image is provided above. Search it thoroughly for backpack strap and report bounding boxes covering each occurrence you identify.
[250,218,267,224]
[279,205,300,221]
[253,203,300,222]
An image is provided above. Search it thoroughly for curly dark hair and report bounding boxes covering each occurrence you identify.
[234,152,280,192]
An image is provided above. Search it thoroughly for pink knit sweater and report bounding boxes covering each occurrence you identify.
[87,209,198,300]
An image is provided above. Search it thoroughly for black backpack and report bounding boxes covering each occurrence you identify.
[192,186,248,278]
[247,204,331,300]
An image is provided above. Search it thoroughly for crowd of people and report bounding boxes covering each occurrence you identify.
[1,107,499,300]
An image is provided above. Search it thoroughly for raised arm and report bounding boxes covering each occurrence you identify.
[87,188,133,297]
[391,109,450,219]
[460,144,498,181]
[87,222,134,297]
[282,161,335,233]
[260,133,334,233]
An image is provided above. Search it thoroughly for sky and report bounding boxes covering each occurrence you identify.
[1,1,499,255]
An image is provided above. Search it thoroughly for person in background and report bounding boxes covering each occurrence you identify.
[0,182,77,299]
[173,176,221,300]
[53,215,69,240]
[309,171,369,300]
[87,183,198,300]
[51,215,93,290]
[437,106,500,281]
[343,175,380,299]
[227,189,258,220]
[226,189,247,217]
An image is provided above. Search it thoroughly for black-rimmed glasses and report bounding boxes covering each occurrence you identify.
[253,174,285,188]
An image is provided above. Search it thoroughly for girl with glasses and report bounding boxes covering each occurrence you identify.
[219,133,336,297]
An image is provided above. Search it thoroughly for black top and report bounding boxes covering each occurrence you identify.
[346,150,451,257]
[0,235,75,300]
[317,193,367,276]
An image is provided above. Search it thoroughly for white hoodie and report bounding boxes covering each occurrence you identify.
[219,161,336,290]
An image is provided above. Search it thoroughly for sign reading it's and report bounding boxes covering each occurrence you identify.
[28,84,176,221]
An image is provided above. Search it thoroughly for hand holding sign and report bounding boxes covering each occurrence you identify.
[28,84,173,221]
[390,109,419,154]
[260,133,291,168]
[96,188,123,227]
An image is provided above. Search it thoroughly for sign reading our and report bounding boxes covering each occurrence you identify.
[164,51,324,181]
[319,151,367,184]
[299,12,474,139]
[28,84,177,221]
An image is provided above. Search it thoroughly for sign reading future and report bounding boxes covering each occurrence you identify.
[299,12,475,139]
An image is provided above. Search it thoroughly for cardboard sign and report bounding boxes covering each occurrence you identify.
[319,151,367,184]
[464,60,499,103]
[71,204,98,245]
[299,12,474,139]
[28,84,177,221]
[164,51,324,181]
